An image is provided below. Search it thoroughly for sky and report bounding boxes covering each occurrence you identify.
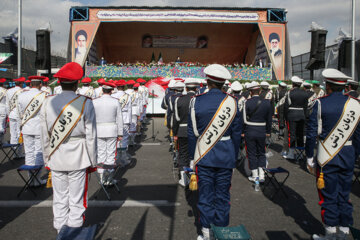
[0,0,359,58]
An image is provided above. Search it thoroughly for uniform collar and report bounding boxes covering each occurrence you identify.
[208,88,222,93]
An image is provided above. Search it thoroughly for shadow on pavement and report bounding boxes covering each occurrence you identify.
[263,185,324,239]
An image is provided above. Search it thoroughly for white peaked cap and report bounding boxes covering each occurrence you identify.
[291,76,303,84]
[204,64,232,82]
[231,81,243,91]
[185,78,200,87]
[322,68,350,85]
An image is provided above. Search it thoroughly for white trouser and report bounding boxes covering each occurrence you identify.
[130,115,137,133]
[140,106,146,121]
[121,124,130,148]
[52,169,88,231]
[9,118,20,144]
[23,134,43,166]
[0,114,6,133]
[97,138,117,173]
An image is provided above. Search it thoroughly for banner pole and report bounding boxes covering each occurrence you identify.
[351,0,356,81]
[17,0,22,77]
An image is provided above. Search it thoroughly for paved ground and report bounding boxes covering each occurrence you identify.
[0,117,359,240]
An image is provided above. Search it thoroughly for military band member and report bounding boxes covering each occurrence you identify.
[243,81,272,182]
[40,62,97,233]
[6,77,24,156]
[188,64,242,240]
[229,81,242,99]
[94,78,105,98]
[173,78,199,186]
[275,81,288,138]
[41,77,53,96]
[77,77,95,98]
[161,80,176,133]
[133,83,143,136]
[137,78,148,122]
[284,76,308,160]
[93,81,123,184]
[112,80,132,165]
[0,78,7,144]
[241,82,251,100]
[17,76,47,185]
[198,79,208,94]
[306,69,360,240]
[222,80,230,93]
[125,80,140,146]
[312,80,325,98]
[24,80,31,91]
[259,81,273,100]
[345,79,359,98]
[168,81,185,133]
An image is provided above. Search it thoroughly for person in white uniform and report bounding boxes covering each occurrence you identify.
[125,80,140,146]
[17,76,47,185]
[39,62,97,233]
[111,80,132,165]
[93,81,123,183]
[6,77,24,157]
[94,79,105,98]
[24,80,31,91]
[77,77,95,98]
[41,77,53,96]
[53,81,63,95]
[137,78,148,123]
[0,78,8,144]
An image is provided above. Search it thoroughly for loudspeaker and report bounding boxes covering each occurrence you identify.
[306,29,327,70]
[3,38,17,65]
[35,30,51,70]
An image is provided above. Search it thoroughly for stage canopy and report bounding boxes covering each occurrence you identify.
[68,6,291,80]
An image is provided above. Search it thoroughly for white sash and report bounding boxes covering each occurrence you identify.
[193,95,237,165]
[119,93,130,108]
[21,92,46,126]
[0,88,7,102]
[317,97,360,167]
[130,91,137,103]
[84,87,94,98]
[9,89,22,112]
[265,91,272,100]
[48,96,87,158]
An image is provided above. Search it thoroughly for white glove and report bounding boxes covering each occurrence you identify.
[307,157,315,168]
[190,160,194,170]
[307,157,316,175]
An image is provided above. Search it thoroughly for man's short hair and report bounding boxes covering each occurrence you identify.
[75,30,87,41]
[327,82,345,92]
[269,32,280,42]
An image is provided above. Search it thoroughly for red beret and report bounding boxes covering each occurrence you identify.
[81,77,92,83]
[116,80,126,86]
[14,77,25,82]
[54,62,83,82]
[25,80,31,83]
[97,78,105,84]
[28,76,46,81]
[102,81,116,89]
[43,77,49,82]
[136,78,146,83]
[126,80,135,85]
[0,78,6,83]
[134,83,140,88]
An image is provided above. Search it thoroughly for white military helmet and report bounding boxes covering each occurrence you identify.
[185,78,200,87]
[168,79,176,89]
[174,81,185,90]
[249,81,260,89]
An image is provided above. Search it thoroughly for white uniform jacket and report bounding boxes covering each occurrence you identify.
[0,87,7,117]
[111,91,132,124]
[17,88,43,135]
[92,94,123,138]
[125,89,140,116]
[39,91,97,171]
[94,87,103,98]
[76,86,96,99]
[6,86,22,119]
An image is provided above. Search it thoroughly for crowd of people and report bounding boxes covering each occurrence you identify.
[0,63,149,233]
[162,64,360,240]
[0,60,359,239]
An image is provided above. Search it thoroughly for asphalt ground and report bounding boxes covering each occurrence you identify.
[0,117,359,240]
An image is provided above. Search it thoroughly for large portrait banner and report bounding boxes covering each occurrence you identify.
[259,23,286,80]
